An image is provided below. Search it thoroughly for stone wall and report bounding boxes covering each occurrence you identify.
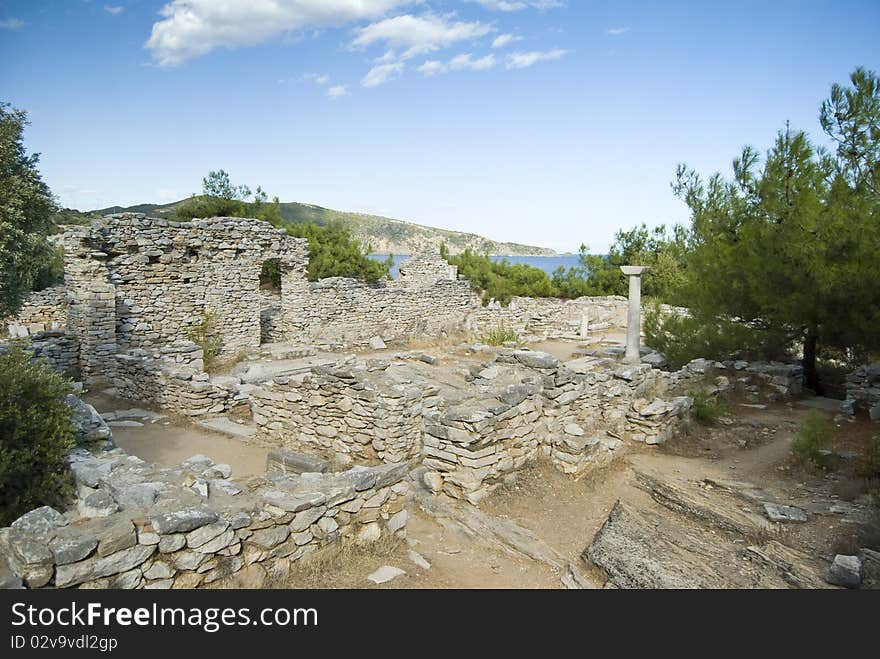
[393,252,459,288]
[842,363,880,419]
[281,275,477,347]
[0,445,410,590]
[252,359,440,464]
[63,252,118,384]
[113,342,241,417]
[61,214,308,357]
[260,289,283,344]
[473,296,630,339]
[2,286,68,338]
[28,332,81,377]
[420,351,694,503]
[422,383,546,505]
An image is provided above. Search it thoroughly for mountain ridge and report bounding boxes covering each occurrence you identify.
[85,198,557,257]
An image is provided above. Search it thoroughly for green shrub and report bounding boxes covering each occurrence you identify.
[481,321,520,346]
[0,346,76,526]
[286,223,390,283]
[687,386,727,425]
[260,259,281,289]
[792,411,833,468]
[442,246,557,305]
[644,303,792,370]
[187,311,222,371]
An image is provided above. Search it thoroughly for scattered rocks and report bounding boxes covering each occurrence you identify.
[826,555,862,588]
[367,565,406,584]
[408,550,431,570]
[763,503,808,523]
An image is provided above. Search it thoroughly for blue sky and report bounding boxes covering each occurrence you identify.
[1,0,878,252]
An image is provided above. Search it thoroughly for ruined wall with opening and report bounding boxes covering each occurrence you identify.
[62,214,308,354]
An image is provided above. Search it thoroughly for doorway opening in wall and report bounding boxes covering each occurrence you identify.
[259,258,282,345]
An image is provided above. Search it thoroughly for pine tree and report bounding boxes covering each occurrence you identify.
[673,68,880,392]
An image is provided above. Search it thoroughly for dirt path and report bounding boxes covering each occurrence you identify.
[111,424,270,478]
[84,391,270,478]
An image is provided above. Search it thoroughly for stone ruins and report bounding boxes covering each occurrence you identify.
[0,213,854,590]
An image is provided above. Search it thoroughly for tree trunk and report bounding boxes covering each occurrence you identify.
[802,332,822,395]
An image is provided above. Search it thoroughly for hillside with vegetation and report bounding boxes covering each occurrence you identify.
[74,198,555,257]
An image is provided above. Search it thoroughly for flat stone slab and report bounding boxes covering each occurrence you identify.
[196,417,256,439]
[408,550,431,570]
[267,448,329,474]
[367,565,405,584]
[763,503,808,523]
[586,501,829,589]
[797,397,844,413]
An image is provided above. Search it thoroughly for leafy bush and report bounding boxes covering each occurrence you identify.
[481,321,520,346]
[687,386,727,425]
[260,259,281,289]
[792,411,833,468]
[30,244,65,291]
[644,303,791,369]
[442,246,556,305]
[187,311,222,371]
[0,345,76,526]
[285,223,390,283]
[0,104,59,317]
[569,224,689,304]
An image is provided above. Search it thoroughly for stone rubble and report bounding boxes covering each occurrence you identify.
[0,417,411,590]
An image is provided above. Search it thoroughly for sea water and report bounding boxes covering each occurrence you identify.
[369,254,584,279]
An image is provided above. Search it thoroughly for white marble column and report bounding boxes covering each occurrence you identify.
[620,266,649,363]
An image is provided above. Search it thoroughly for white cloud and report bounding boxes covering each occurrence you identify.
[352,13,493,60]
[418,52,496,76]
[303,72,330,85]
[361,61,405,87]
[505,48,568,69]
[146,0,412,67]
[465,0,563,11]
[606,26,630,35]
[104,5,125,15]
[491,33,521,48]
[417,60,446,77]
[0,18,23,29]
[326,85,349,98]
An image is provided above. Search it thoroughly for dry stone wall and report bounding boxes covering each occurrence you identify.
[280,252,478,347]
[393,253,459,288]
[61,214,308,356]
[260,289,283,344]
[842,363,880,419]
[473,296,629,339]
[113,342,239,417]
[0,436,410,590]
[27,333,80,377]
[421,351,694,503]
[2,286,68,338]
[252,360,440,464]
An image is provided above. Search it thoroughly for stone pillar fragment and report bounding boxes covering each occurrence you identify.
[620,266,649,363]
[579,313,589,339]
